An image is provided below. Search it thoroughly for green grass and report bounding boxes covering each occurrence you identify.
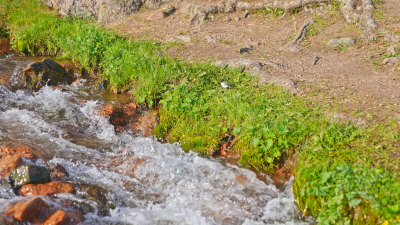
[1,0,400,224]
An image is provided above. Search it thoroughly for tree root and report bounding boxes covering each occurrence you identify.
[281,17,315,52]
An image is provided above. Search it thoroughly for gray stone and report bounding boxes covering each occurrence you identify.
[327,38,356,48]
[213,58,263,72]
[9,165,51,190]
[327,39,340,48]
[339,37,356,46]
[175,35,191,43]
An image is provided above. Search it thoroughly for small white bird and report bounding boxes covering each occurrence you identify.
[220,79,232,89]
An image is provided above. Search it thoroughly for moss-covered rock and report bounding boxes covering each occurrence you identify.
[9,165,51,190]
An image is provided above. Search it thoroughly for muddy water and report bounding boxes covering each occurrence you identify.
[0,56,314,225]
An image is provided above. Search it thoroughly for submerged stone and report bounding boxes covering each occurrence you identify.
[9,165,51,190]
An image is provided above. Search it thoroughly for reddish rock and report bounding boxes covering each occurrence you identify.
[235,174,248,184]
[18,182,75,196]
[114,125,126,133]
[0,145,35,159]
[49,164,69,180]
[123,103,137,116]
[128,109,158,137]
[272,156,297,184]
[50,86,62,91]
[6,197,51,223]
[71,79,81,87]
[5,197,82,225]
[100,104,115,117]
[42,209,67,225]
[0,155,23,178]
[0,73,11,87]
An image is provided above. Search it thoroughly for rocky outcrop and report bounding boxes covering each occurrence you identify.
[46,0,143,23]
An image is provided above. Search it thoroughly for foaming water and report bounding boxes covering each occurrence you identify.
[0,57,314,225]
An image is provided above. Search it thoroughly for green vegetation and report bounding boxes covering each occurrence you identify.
[1,0,399,224]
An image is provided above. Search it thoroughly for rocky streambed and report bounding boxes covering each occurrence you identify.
[0,55,313,224]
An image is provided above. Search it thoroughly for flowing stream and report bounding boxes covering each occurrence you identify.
[0,56,314,225]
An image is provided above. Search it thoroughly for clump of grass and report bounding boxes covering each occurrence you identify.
[1,0,400,224]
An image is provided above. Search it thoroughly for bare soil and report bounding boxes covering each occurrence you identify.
[106,0,400,123]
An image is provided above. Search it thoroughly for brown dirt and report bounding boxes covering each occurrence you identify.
[106,0,400,122]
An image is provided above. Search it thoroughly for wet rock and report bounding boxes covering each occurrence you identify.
[100,103,137,130]
[123,102,137,116]
[213,135,235,157]
[100,104,128,127]
[49,164,69,180]
[0,155,23,178]
[9,165,51,190]
[23,58,74,90]
[128,109,158,137]
[78,184,115,216]
[0,73,11,87]
[0,212,14,225]
[213,58,264,72]
[5,197,51,223]
[42,209,67,225]
[383,57,398,66]
[0,144,35,159]
[91,78,108,91]
[18,181,75,196]
[5,197,81,224]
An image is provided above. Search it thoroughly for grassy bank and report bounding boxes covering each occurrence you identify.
[1,0,399,224]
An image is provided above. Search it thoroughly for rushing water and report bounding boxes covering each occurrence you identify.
[0,56,314,225]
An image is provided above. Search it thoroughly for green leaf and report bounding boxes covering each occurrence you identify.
[349,199,362,208]
[252,138,260,147]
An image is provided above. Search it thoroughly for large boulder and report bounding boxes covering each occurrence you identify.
[23,58,74,90]
[9,165,51,190]
[46,0,142,23]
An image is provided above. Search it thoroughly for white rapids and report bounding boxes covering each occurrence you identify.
[0,57,314,225]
